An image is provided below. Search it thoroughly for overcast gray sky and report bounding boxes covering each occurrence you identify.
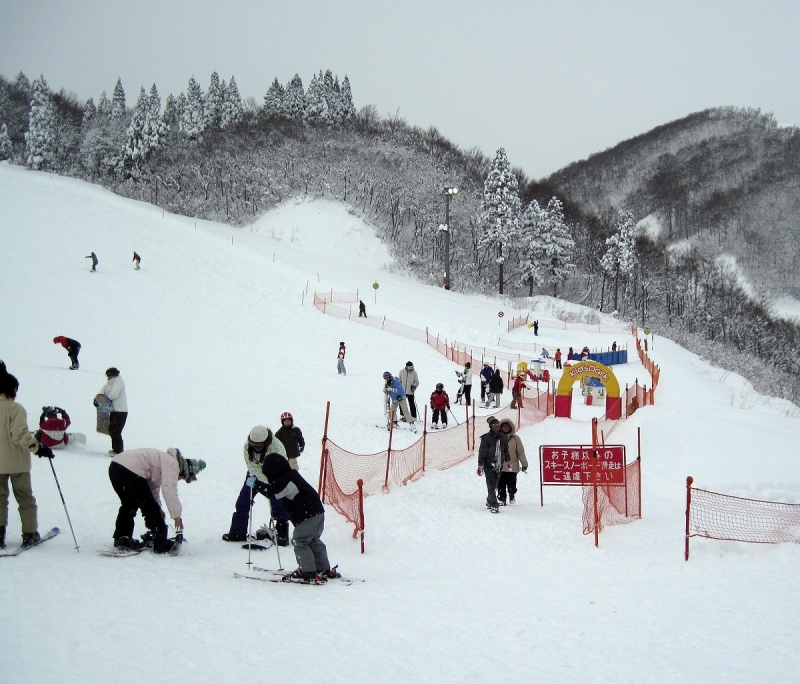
[2,1,798,178]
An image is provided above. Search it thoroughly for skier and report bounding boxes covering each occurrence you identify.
[85,251,98,272]
[383,372,416,432]
[260,446,339,581]
[479,362,494,403]
[398,361,420,420]
[498,418,528,505]
[485,367,504,408]
[337,342,346,375]
[222,425,291,547]
[429,383,450,429]
[510,372,526,409]
[533,320,539,336]
[358,300,367,318]
[555,348,562,369]
[36,406,72,448]
[97,367,127,455]
[461,362,473,405]
[132,251,141,270]
[53,336,81,370]
[275,411,305,471]
[108,447,204,552]
[477,417,509,514]
[0,362,54,549]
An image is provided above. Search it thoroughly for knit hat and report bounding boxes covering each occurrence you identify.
[487,416,499,426]
[249,425,270,443]
[174,450,206,482]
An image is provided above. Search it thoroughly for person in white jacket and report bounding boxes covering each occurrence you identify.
[98,367,127,455]
[108,447,205,552]
[398,361,420,420]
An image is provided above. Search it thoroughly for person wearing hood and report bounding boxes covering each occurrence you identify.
[222,425,291,546]
[53,336,81,370]
[477,416,510,514]
[260,449,338,581]
[383,372,416,432]
[498,418,528,505]
[485,368,504,408]
[108,447,205,553]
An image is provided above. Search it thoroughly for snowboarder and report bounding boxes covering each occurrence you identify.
[383,372,416,432]
[429,383,450,429]
[275,412,305,471]
[485,368,504,408]
[498,418,528,505]
[461,362,473,405]
[477,417,509,514]
[358,300,367,318]
[0,361,54,550]
[337,342,346,375]
[222,425,291,547]
[533,320,539,336]
[53,336,81,370]
[132,251,141,270]
[85,251,98,272]
[98,367,127,455]
[108,447,204,552]
[555,348,562,370]
[36,406,73,448]
[480,362,494,403]
[398,361,420,420]
[510,372,526,409]
[260,446,338,582]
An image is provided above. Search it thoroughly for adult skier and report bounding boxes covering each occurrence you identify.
[222,425,290,547]
[358,300,367,318]
[97,367,127,455]
[337,342,346,375]
[429,383,450,429]
[0,362,53,549]
[275,412,305,471]
[53,336,81,370]
[479,362,494,403]
[485,368,504,408]
[461,362,473,405]
[477,417,510,514]
[383,372,416,432]
[498,418,528,505]
[260,447,339,581]
[108,447,205,552]
[398,361,420,420]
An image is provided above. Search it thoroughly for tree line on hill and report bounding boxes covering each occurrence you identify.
[1,73,798,403]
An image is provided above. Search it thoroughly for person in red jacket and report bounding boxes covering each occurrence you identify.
[53,336,81,370]
[429,383,450,429]
[510,372,526,409]
[132,252,141,270]
[36,406,71,448]
[554,348,562,369]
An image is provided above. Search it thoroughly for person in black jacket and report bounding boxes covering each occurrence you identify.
[477,416,510,513]
[260,452,337,581]
[275,412,305,471]
[485,368,504,408]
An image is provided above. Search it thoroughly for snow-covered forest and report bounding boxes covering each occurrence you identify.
[1,72,798,403]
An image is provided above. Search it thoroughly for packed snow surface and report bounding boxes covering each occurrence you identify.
[2,162,800,683]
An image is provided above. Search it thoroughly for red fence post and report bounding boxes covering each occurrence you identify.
[358,479,365,554]
[685,476,694,561]
[592,451,599,548]
[384,418,394,491]
[422,405,428,472]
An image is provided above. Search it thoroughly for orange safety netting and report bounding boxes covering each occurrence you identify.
[686,484,800,546]
[582,458,642,535]
[507,313,632,335]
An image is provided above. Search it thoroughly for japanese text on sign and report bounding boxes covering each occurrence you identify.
[539,445,625,486]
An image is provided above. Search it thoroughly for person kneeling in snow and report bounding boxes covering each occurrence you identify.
[108,447,205,553]
[260,451,339,582]
[36,406,71,448]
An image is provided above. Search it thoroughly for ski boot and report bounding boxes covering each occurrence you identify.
[0,525,5,549]
[222,532,248,542]
[115,536,144,550]
[153,533,175,554]
[21,531,41,548]
[509,493,515,504]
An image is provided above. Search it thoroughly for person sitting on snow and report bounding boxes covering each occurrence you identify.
[36,406,71,448]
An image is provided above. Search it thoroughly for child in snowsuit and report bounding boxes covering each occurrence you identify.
[555,349,562,369]
[498,418,528,504]
[477,417,510,513]
[510,373,526,409]
[383,372,416,432]
[37,406,71,448]
[222,425,291,546]
[429,384,450,429]
[275,412,305,471]
[53,336,81,370]
[337,342,346,375]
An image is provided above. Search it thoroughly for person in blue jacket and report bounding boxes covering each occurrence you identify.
[480,362,494,403]
[383,372,416,433]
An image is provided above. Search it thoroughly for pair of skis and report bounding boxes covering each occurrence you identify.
[234,565,362,586]
[0,527,60,557]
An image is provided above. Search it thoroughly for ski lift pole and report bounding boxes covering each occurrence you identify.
[48,458,79,551]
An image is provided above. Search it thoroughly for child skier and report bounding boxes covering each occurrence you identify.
[510,372,526,409]
[480,362,494,403]
[337,342,346,375]
[53,336,81,370]
[429,383,450,429]
[383,372,416,432]
[275,411,305,471]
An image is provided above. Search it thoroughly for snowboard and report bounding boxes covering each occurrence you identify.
[66,432,87,445]
[0,527,60,557]
[97,533,183,557]
[94,394,112,435]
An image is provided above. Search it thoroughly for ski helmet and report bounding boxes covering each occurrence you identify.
[281,411,293,422]
[383,371,392,380]
[436,383,444,391]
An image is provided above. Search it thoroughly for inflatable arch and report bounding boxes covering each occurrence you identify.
[555,360,622,419]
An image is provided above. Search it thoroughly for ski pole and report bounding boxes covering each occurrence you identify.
[246,479,255,567]
[272,517,283,571]
[448,407,461,426]
[48,459,79,551]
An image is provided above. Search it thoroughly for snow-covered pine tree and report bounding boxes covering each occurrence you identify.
[97,91,111,118]
[284,74,306,121]
[539,197,575,297]
[340,76,356,126]
[262,77,286,120]
[304,71,330,127]
[122,87,148,166]
[479,148,521,294]
[15,72,32,99]
[82,97,96,125]
[162,93,179,129]
[180,76,205,140]
[220,75,243,130]
[601,209,638,311]
[143,83,166,153]
[111,78,126,119]
[24,75,56,169]
[0,122,12,160]
[517,199,548,295]
[203,71,223,130]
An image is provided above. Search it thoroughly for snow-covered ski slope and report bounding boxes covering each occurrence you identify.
[2,161,800,683]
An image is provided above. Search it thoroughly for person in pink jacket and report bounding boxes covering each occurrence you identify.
[108,447,206,552]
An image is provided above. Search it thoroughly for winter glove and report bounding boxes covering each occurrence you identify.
[476,467,483,476]
[36,445,55,459]
[245,474,257,487]
[521,465,528,473]
[430,404,435,410]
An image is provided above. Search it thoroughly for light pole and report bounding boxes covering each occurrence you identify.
[440,186,458,290]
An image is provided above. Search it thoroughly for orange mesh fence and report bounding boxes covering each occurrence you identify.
[508,315,631,334]
[685,478,800,558]
[582,458,641,535]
